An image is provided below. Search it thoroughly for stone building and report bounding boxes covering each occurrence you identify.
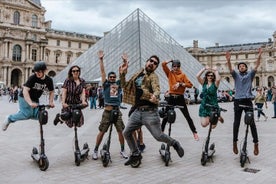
[187,36,276,88]
[0,0,101,87]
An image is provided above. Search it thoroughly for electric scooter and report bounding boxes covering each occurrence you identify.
[100,106,119,167]
[200,104,227,166]
[31,104,51,171]
[158,101,184,166]
[54,104,89,166]
[71,104,90,166]
[238,104,260,168]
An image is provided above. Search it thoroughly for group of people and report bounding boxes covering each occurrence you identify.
[1,47,269,167]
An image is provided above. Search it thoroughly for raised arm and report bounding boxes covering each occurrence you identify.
[98,50,106,83]
[196,66,208,85]
[119,52,128,75]
[119,53,129,88]
[212,66,221,88]
[254,48,262,71]
[226,51,233,73]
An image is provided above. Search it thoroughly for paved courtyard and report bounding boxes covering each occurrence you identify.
[0,95,275,184]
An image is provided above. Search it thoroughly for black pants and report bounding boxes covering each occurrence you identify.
[233,99,258,143]
[161,95,197,134]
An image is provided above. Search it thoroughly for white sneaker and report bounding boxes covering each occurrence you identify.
[120,151,128,159]
[265,116,268,121]
[2,117,10,131]
[92,151,98,160]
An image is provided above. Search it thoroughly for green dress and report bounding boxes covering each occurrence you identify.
[199,83,218,117]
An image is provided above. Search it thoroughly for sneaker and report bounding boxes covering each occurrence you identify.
[92,151,98,160]
[172,141,184,158]
[233,142,238,154]
[256,118,259,122]
[265,116,268,121]
[53,113,60,126]
[120,151,128,159]
[193,133,199,141]
[2,116,10,131]
[254,143,259,156]
[124,153,142,166]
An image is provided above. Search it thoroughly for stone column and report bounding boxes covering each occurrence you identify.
[7,67,11,87]
[3,67,7,85]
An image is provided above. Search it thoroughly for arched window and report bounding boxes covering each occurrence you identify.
[12,45,22,62]
[225,77,230,83]
[32,14,38,27]
[14,11,20,25]
[268,76,274,87]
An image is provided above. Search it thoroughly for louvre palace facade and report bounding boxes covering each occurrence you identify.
[187,38,276,88]
[0,0,101,87]
[1,0,276,91]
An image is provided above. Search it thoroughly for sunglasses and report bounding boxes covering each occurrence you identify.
[207,74,214,77]
[109,76,116,79]
[149,59,158,66]
[72,70,80,73]
[173,65,180,68]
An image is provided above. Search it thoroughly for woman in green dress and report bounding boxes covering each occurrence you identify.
[196,66,223,128]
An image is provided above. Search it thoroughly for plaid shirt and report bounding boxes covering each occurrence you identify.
[120,68,160,106]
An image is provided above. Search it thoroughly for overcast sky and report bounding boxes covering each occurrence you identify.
[42,0,276,48]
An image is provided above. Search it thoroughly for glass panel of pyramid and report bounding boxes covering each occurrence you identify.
[53,8,232,93]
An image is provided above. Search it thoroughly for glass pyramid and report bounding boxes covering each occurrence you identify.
[53,9,232,93]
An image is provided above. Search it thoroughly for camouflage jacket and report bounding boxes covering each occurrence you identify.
[120,68,160,105]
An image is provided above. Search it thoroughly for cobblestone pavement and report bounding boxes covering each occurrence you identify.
[0,95,275,184]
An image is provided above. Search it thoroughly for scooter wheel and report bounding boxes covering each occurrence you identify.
[164,152,170,166]
[201,152,208,166]
[32,147,38,154]
[161,143,165,150]
[102,154,110,167]
[75,153,81,166]
[130,159,141,168]
[83,143,89,150]
[39,157,49,171]
[240,154,246,167]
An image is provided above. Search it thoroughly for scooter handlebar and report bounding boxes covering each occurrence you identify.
[68,104,87,109]
[238,104,262,111]
[37,104,52,110]
[205,104,227,112]
[159,101,184,109]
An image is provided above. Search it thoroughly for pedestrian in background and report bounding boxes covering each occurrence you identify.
[271,84,276,118]
[254,87,268,121]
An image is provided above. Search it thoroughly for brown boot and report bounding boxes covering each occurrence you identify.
[218,116,224,123]
[233,142,238,154]
[254,143,259,155]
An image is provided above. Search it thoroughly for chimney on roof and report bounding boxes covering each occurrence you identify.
[193,40,198,48]
[215,43,219,47]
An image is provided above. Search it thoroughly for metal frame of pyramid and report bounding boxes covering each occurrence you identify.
[53,8,232,93]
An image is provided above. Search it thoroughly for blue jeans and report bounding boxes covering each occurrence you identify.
[8,96,39,123]
[89,97,97,109]
[255,103,266,118]
[123,109,175,154]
